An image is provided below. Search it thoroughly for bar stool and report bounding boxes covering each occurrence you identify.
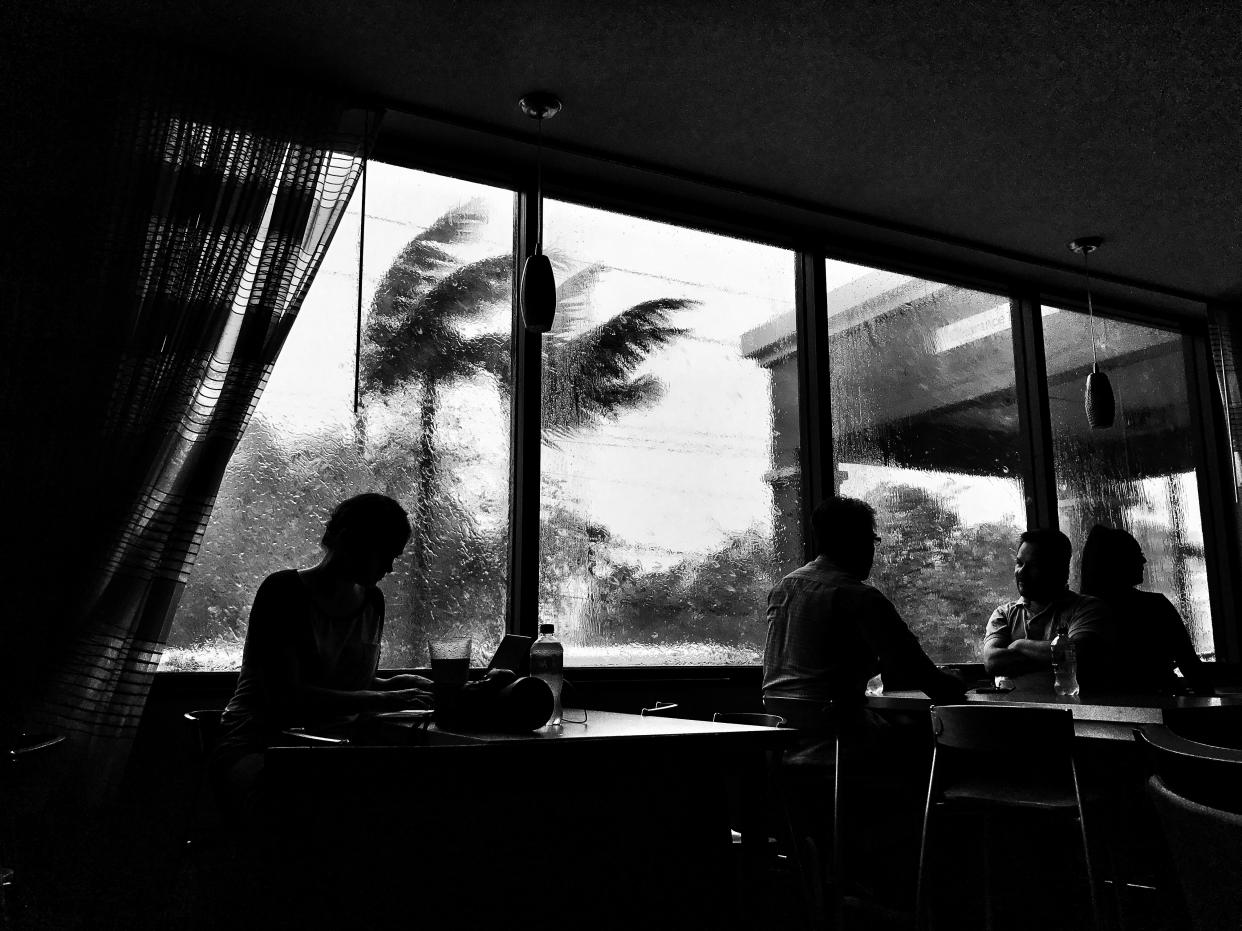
[916,704,1105,931]
[1,732,66,929]
[761,696,844,929]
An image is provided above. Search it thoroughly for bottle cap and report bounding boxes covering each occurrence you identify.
[539,623,554,634]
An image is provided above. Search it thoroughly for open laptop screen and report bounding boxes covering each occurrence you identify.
[486,634,532,677]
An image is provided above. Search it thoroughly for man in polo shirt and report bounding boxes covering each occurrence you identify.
[983,528,1112,688]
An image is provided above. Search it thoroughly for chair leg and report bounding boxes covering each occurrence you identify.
[1077,807,1106,931]
[831,735,844,931]
[981,815,994,931]
[915,782,936,931]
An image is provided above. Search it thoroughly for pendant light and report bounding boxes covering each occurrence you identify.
[1069,236,1115,429]
[518,91,561,333]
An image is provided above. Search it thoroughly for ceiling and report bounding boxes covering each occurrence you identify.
[25,0,1242,303]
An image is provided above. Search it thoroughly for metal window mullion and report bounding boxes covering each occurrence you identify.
[1010,289,1058,529]
[795,249,832,561]
[506,187,543,637]
[1183,324,1241,662]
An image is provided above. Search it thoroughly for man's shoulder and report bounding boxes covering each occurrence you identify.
[989,598,1024,617]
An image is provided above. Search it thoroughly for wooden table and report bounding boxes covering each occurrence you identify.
[263,711,795,930]
[869,687,1242,740]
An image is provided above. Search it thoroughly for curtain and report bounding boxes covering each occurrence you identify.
[1208,306,1242,548]
[23,48,378,796]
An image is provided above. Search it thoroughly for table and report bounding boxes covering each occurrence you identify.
[870,687,1242,740]
[262,711,795,931]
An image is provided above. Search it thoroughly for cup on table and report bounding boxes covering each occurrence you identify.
[428,637,472,704]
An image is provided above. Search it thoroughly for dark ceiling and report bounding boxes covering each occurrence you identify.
[27,0,1242,302]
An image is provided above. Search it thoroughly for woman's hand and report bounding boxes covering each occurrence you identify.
[378,673,434,690]
[382,688,433,710]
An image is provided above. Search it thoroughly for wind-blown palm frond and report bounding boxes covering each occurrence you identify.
[367,199,489,326]
[542,297,693,435]
[550,264,604,337]
[360,254,512,393]
[418,198,488,245]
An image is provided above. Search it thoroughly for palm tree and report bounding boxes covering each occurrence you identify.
[359,199,693,627]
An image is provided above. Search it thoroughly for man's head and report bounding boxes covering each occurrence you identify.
[811,496,878,579]
[1014,528,1072,602]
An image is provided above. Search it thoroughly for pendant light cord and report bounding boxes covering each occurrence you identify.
[1082,247,1099,368]
[535,116,544,251]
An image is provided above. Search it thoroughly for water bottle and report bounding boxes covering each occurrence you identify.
[1051,633,1080,698]
[529,623,564,725]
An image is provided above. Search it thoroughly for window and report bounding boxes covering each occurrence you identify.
[826,263,1026,664]
[1043,307,1214,657]
[162,163,514,670]
[537,201,800,665]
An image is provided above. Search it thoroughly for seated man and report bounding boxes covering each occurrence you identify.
[983,528,1112,688]
[763,495,967,712]
[762,495,965,907]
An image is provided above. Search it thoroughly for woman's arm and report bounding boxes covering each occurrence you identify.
[374,673,434,691]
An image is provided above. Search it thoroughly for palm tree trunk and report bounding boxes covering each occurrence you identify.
[412,377,439,627]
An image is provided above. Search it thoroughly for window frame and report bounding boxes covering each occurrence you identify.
[160,122,1241,673]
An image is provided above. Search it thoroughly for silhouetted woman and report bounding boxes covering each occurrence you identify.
[1080,525,1213,694]
[212,493,433,813]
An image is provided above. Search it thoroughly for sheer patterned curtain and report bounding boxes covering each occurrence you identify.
[27,51,378,794]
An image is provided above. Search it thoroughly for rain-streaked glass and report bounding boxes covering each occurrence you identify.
[1043,307,1213,657]
[539,202,800,666]
[826,264,1026,664]
[163,163,513,670]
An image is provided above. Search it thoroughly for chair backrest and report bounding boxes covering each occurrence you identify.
[1147,775,1242,931]
[712,712,786,728]
[1163,706,1242,750]
[1134,725,1242,815]
[640,701,680,717]
[761,695,838,733]
[183,709,225,760]
[930,704,1075,753]
[928,704,1079,799]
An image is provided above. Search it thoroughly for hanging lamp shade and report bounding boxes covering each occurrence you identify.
[518,91,562,334]
[520,251,556,332]
[1069,236,1115,429]
[1085,364,1115,429]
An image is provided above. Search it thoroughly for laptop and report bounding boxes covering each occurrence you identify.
[486,634,533,678]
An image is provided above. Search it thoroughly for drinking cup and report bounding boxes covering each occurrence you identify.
[428,637,473,694]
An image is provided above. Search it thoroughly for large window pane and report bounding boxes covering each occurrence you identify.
[539,203,799,666]
[826,264,1026,664]
[1043,308,1214,657]
[163,164,514,670]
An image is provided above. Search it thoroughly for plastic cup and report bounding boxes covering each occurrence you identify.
[428,637,472,691]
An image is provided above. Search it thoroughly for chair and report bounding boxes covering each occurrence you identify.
[761,696,844,930]
[916,704,1105,931]
[182,709,224,851]
[2,732,66,928]
[640,701,681,717]
[711,713,786,852]
[1134,725,1242,815]
[1162,705,1242,750]
[1146,774,1242,931]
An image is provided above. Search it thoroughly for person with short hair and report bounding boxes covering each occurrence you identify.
[983,528,1112,687]
[763,494,964,909]
[1080,524,1212,694]
[763,495,966,708]
[212,493,433,813]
